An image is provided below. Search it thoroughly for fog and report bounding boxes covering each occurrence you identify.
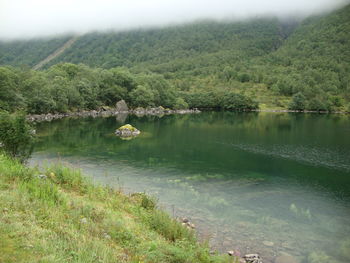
[1,0,349,40]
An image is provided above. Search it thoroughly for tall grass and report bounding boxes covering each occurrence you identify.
[146,210,196,242]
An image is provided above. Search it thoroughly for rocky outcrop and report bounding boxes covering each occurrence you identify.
[116,100,129,112]
[115,124,140,138]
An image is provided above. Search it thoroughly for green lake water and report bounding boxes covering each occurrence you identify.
[29,112,350,263]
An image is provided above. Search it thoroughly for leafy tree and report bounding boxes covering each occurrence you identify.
[307,97,330,111]
[173,98,189,110]
[289,92,306,110]
[129,85,156,107]
[137,74,177,107]
[109,68,137,92]
[0,67,25,111]
[75,78,100,109]
[49,76,69,112]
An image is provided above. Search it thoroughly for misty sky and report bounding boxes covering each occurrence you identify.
[1,0,349,39]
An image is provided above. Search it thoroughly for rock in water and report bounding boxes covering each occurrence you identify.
[116,100,129,112]
[244,254,262,263]
[181,217,189,223]
[115,124,140,138]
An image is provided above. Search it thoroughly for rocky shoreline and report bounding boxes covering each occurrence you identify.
[175,213,302,263]
[26,98,348,122]
[27,106,201,122]
[27,108,349,122]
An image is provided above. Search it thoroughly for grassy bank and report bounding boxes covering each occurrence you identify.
[0,154,233,263]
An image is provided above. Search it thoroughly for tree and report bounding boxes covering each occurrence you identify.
[109,68,137,92]
[129,85,155,107]
[49,76,69,112]
[289,92,306,110]
[306,97,330,111]
[0,67,25,111]
[137,74,177,108]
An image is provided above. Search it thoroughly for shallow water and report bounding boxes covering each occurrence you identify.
[30,112,350,263]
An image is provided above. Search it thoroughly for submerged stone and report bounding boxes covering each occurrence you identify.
[263,241,274,247]
[275,253,299,263]
[244,254,262,263]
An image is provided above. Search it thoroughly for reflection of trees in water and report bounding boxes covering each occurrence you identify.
[33,112,350,195]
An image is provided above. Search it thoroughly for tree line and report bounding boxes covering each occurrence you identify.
[0,63,258,114]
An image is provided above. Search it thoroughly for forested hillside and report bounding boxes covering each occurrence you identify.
[0,4,349,112]
[256,4,350,111]
[47,18,289,68]
[0,36,72,67]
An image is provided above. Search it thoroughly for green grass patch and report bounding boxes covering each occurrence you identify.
[0,153,234,262]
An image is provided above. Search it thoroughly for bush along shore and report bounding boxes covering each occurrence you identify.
[27,100,201,122]
[0,153,238,263]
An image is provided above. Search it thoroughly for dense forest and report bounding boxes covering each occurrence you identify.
[0,64,258,113]
[0,4,349,113]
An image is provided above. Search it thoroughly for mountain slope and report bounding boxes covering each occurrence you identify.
[0,4,349,111]
[45,18,289,69]
[256,4,350,106]
[32,36,79,70]
[0,36,71,67]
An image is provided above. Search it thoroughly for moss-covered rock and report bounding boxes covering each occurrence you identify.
[115,124,140,138]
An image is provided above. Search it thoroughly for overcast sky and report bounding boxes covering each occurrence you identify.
[1,0,349,40]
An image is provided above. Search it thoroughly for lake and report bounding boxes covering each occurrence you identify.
[29,112,350,263]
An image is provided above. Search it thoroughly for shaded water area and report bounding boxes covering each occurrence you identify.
[29,112,350,263]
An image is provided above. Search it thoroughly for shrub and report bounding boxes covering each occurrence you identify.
[0,112,34,161]
[221,92,258,111]
[174,97,189,110]
[140,194,157,210]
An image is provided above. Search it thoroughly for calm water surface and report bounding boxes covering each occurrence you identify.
[30,112,350,263]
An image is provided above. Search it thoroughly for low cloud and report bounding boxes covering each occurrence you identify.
[1,0,349,39]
